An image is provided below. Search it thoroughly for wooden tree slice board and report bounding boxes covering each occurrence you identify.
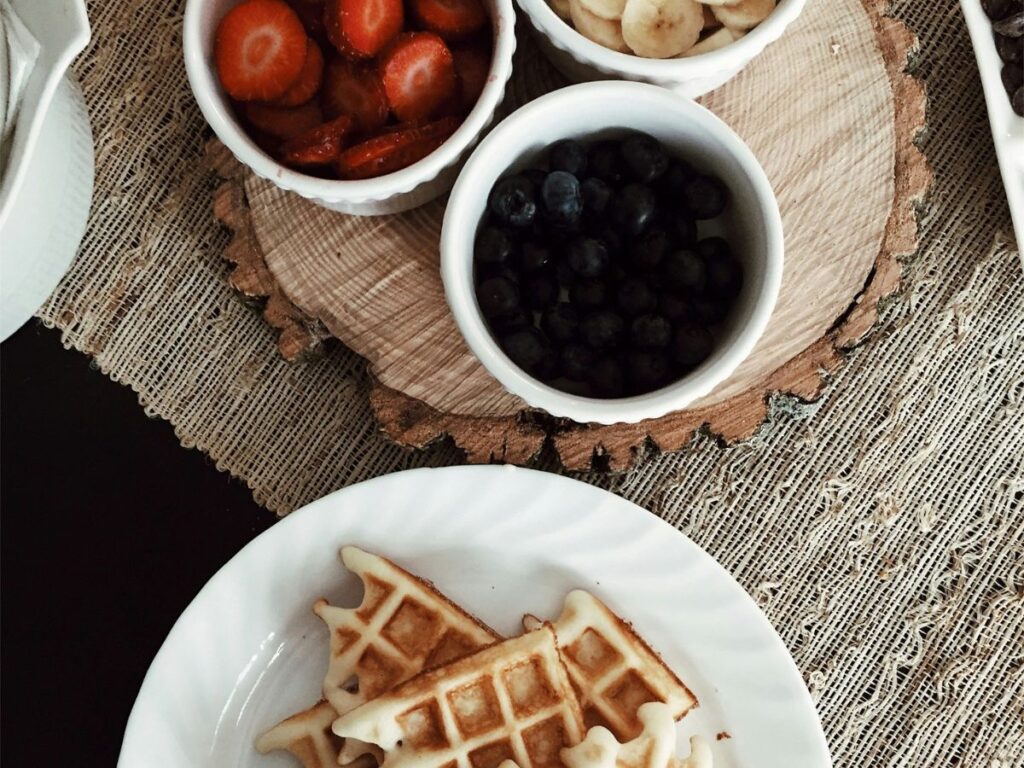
[210,0,931,470]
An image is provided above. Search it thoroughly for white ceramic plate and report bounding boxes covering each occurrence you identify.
[118,466,831,768]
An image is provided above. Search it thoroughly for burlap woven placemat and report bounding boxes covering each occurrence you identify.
[33,0,1024,764]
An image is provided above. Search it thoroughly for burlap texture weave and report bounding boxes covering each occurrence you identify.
[30,0,1024,764]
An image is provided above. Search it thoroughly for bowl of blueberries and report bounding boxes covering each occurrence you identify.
[441,80,783,425]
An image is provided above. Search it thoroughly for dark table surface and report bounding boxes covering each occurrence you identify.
[1,321,277,764]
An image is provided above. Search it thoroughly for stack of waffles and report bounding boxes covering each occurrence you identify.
[257,547,710,768]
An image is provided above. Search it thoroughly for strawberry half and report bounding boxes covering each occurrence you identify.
[411,0,487,42]
[270,38,325,106]
[324,0,404,58]
[280,114,355,166]
[216,0,309,101]
[336,115,460,179]
[321,58,389,132]
[379,33,457,123]
[452,43,490,112]
[244,100,324,140]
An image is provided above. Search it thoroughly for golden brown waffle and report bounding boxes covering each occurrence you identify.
[254,700,343,768]
[257,547,500,768]
[559,702,712,768]
[332,625,586,768]
[523,591,697,740]
[314,546,501,715]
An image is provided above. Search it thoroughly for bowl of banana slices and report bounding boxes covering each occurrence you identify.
[516,0,806,97]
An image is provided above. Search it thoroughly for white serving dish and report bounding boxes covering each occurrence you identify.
[961,0,1024,264]
[119,465,832,768]
[182,0,516,216]
[441,81,783,426]
[0,0,93,342]
[515,0,806,98]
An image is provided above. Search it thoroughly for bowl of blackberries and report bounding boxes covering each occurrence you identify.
[442,82,782,424]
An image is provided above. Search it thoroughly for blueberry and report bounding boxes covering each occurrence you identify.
[541,171,584,227]
[588,141,625,184]
[590,357,626,397]
[581,311,625,349]
[541,303,579,343]
[570,279,611,309]
[697,236,732,262]
[996,32,1022,63]
[568,237,610,278]
[489,175,537,228]
[1003,63,1024,96]
[664,249,707,293]
[628,350,671,392]
[475,226,516,268]
[993,12,1024,37]
[549,139,588,177]
[596,227,625,257]
[683,175,728,219]
[660,160,696,194]
[631,314,672,349]
[629,227,672,270]
[692,298,730,325]
[560,342,597,380]
[621,133,669,183]
[524,274,559,310]
[582,177,614,218]
[1014,85,1024,115]
[617,277,657,316]
[672,324,714,368]
[983,0,1016,20]
[706,256,743,299]
[658,292,691,323]
[476,276,519,318]
[520,241,553,273]
[670,213,697,244]
[612,183,657,236]
[494,306,532,331]
[502,328,552,376]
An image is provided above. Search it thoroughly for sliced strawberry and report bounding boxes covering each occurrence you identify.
[244,100,324,140]
[280,114,355,166]
[379,33,457,123]
[286,0,327,38]
[411,0,487,42]
[216,0,308,101]
[336,116,460,179]
[269,38,324,106]
[323,0,404,58]
[320,58,389,132]
[452,43,490,112]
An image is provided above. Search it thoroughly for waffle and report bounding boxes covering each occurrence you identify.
[560,702,712,768]
[257,547,500,768]
[332,625,586,768]
[523,591,697,740]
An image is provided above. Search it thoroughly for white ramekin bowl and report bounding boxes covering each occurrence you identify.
[183,0,516,216]
[441,81,783,425]
[516,0,806,97]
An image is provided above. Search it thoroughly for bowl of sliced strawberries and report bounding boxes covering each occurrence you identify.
[184,0,515,215]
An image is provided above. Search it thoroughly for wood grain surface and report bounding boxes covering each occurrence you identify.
[212,0,931,470]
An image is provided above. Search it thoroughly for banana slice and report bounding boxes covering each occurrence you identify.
[711,0,775,30]
[621,0,702,58]
[550,0,572,19]
[579,0,627,21]
[679,26,742,56]
[570,0,630,52]
[696,0,742,6]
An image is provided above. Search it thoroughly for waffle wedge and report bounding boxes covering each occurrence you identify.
[332,625,586,768]
[257,547,500,768]
[523,591,697,740]
[559,702,711,768]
